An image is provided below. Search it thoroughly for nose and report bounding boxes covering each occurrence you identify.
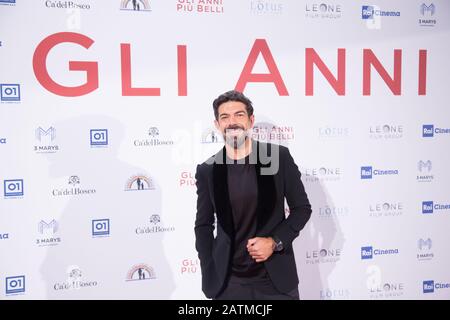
[227,114,242,125]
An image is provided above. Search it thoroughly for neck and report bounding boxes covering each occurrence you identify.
[225,137,253,160]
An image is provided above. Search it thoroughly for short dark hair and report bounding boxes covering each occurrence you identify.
[212,90,254,120]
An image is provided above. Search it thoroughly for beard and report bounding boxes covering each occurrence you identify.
[223,125,248,149]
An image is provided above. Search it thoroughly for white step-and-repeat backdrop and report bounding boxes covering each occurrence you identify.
[1,0,449,299]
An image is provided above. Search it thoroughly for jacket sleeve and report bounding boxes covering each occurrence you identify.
[272,147,312,250]
[194,164,215,266]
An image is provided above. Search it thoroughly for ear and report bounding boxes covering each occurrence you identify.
[214,119,220,131]
[249,114,255,128]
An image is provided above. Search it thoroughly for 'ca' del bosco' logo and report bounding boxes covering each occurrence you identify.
[52,175,97,197]
[53,266,98,291]
[133,127,174,147]
[135,214,175,235]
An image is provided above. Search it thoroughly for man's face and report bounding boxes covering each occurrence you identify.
[214,101,254,149]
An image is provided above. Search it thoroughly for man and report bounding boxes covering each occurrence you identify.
[194,90,312,300]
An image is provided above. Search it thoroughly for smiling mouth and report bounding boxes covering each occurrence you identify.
[225,128,244,135]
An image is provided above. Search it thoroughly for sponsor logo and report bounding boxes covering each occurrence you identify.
[34,126,59,154]
[422,124,434,137]
[36,126,56,141]
[369,125,403,139]
[53,266,99,291]
[304,167,342,182]
[201,127,223,144]
[90,129,108,147]
[305,2,341,19]
[44,1,91,9]
[176,0,223,14]
[305,248,341,264]
[362,5,400,19]
[361,166,398,179]
[369,202,403,218]
[0,84,20,102]
[361,166,373,179]
[423,280,434,293]
[318,206,349,218]
[417,160,433,182]
[125,174,155,191]
[318,126,349,138]
[135,214,175,235]
[422,201,433,214]
[361,246,399,260]
[5,276,25,295]
[52,176,96,197]
[0,233,9,240]
[251,124,294,142]
[0,0,15,6]
[179,171,196,187]
[423,280,450,294]
[120,0,151,12]
[419,3,436,27]
[319,288,350,300]
[181,259,199,275]
[126,264,156,281]
[4,179,24,198]
[422,201,450,214]
[250,0,283,15]
[422,124,450,137]
[369,282,405,299]
[133,127,174,147]
[366,265,405,299]
[36,219,61,247]
[417,238,434,261]
[92,219,110,237]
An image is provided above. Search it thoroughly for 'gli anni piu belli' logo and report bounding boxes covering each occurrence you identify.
[125,174,155,191]
[120,0,151,12]
[126,264,156,281]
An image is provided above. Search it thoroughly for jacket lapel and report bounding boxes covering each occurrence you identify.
[212,148,234,238]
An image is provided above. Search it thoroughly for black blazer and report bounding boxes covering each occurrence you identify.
[194,140,312,299]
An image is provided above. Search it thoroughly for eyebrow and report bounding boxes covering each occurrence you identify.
[219,111,246,117]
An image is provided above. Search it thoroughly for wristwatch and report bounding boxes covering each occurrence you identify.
[272,235,284,252]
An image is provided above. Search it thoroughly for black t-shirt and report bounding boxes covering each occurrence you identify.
[226,153,268,279]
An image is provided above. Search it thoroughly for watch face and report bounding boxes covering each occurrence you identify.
[276,242,283,251]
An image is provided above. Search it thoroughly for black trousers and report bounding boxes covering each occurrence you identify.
[214,275,299,300]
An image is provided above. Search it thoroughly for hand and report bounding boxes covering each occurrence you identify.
[246,237,275,263]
